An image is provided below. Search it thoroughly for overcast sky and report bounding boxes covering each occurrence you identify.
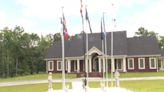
[0,0,164,37]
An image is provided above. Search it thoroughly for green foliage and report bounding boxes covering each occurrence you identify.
[135,27,158,37]
[0,26,60,78]
[159,36,164,50]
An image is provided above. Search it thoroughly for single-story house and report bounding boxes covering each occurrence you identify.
[45,31,164,76]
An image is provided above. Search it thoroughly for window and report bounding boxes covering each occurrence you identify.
[149,58,156,69]
[138,58,145,69]
[115,59,122,70]
[128,58,134,69]
[57,61,62,71]
[48,61,54,71]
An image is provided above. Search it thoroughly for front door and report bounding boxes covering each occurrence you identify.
[92,57,99,72]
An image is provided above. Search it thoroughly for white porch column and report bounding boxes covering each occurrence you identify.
[85,59,88,72]
[67,60,71,73]
[157,58,159,72]
[46,61,48,73]
[123,57,127,72]
[89,58,92,72]
[77,59,80,73]
[98,58,101,72]
[111,58,115,72]
[103,58,105,73]
[162,59,164,70]
[160,59,164,70]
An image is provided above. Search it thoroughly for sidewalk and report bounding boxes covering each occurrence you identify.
[0,76,164,87]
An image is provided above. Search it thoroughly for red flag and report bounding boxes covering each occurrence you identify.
[80,0,83,17]
[61,10,69,39]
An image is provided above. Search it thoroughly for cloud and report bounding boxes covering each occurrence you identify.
[15,0,159,37]
[16,0,148,19]
[16,0,82,19]
[124,0,164,36]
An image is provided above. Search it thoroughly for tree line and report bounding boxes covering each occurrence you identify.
[0,26,56,78]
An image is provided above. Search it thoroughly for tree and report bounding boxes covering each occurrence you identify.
[135,27,158,37]
[159,36,164,50]
[0,26,61,78]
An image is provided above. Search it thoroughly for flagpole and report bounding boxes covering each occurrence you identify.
[85,6,89,87]
[111,18,117,87]
[100,16,105,86]
[103,13,108,87]
[102,38,105,84]
[61,7,66,91]
[61,28,66,91]
[86,32,89,86]
[80,0,88,88]
[110,21,113,88]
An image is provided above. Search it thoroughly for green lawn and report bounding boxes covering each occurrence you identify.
[119,72,164,78]
[121,80,164,92]
[0,73,76,82]
[0,72,164,82]
[0,80,164,92]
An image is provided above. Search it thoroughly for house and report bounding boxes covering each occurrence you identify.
[45,31,164,76]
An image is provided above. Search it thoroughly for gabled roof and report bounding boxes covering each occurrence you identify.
[45,31,161,59]
[127,36,161,55]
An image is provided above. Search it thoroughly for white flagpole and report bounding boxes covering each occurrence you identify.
[111,30,114,87]
[61,7,66,91]
[85,5,89,88]
[86,32,89,86]
[61,27,66,91]
[111,18,116,87]
[102,39,105,83]
[101,16,105,85]
[103,13,108,87]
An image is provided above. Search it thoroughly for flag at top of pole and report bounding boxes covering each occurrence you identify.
[101,13,106,40]
[80,0,84,31]
[80,0,83,17]
[101,18,104,40]
[85,6,92,33]
[61,7,69,39]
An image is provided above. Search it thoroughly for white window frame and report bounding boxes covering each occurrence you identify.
[138,58,145,69]
[48,61,54,71]
[57,61,62,71]
[128,58,134,70]
[149,58,157,69]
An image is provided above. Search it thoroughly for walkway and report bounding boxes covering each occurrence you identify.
[0,76,164,87]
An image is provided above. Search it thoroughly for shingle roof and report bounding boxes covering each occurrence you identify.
[45,31,161,59]
[160,50,164,56]
[127,36,161,55]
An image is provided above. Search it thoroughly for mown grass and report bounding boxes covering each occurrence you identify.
[121,80,164,92]
[119,71,164,78]
[0,73,76,82]
[0,80,164,92]
[0,72,164,82]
